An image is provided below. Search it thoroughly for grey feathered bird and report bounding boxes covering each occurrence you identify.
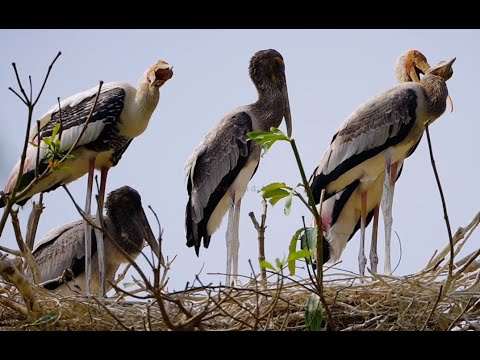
[310,55,455,275]
[32,186,160,296]
[185,49,292,285]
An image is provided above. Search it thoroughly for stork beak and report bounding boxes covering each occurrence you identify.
[441,58,456,112]
[135,208,165,266]
[438,57,456,81]
[282,82,292,137]
[148,61,174,87]
[447,95,454,113]
[406,50,431,82]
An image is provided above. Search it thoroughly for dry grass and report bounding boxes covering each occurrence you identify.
[1,211,479,331]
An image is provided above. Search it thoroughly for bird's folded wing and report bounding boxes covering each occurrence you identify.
[186,111,253,223]
[310,86,419,200]
[30,84,127,154]
[33,219,88,282]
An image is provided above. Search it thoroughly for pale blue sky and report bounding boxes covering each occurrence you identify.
[0,30,478,290]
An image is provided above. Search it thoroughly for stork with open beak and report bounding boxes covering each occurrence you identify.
[185,49,292,285]
[32,186,161,296]
[1,60,173,296]
[310,53,455,275]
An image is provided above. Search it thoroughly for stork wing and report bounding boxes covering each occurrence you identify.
[310,85,419,202]
[33,219,90,283]
[185,111,253,253]
[31,84,127,152]
[3,83,128,196]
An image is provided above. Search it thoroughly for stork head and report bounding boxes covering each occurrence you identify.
[147,60,173,87]
[106,186,164,265]
[249,49,292,137]
[426,58,456,81]
[395,49,431,83]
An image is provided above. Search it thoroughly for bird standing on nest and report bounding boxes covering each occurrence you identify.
[310,52,455,275]
[185,49,292,285]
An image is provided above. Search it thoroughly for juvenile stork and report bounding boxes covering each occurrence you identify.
[316,50,431,273]
[32,186,160,296]
[185,49,292,285]
[310,56,455,275]
[1,60,173,295]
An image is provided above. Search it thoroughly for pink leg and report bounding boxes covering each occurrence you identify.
[84,158,95,296]
[358,191,367,276]
[370,205,380,273]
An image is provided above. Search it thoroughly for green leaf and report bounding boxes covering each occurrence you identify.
[275,258,283,270]
[260,260,276,272]
[247,131,269,141]
[305,294,323,331]
[51,123,61,138]
[267,191,290,206]
[300,227,318,264]
[30,311,60,326]
[247,129,290,154]
[269,127,289,141]
[261,182,288,193]
[288,249,312,262]
[42,137,52,147]
[287,228,305,275]
[284,187,295,216]
[300,227,317,251]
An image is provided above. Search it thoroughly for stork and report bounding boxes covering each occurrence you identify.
[315,50,431,273]
[1,60,173,296]
[32,186,160,296]
[185,49,292,285]
[310,56,455,276]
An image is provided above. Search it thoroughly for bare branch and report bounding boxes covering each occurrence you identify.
[25,195,44,251]
[0,257,39,319]
[248,198,268,286]
[11,63,29,102]
[33,51,62,106]
[425,125,454,277]
[9,209,40,283]
[8,87,27,105]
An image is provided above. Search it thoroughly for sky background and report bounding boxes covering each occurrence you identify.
[0,30,478,292]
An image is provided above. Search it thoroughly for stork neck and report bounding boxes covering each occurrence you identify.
[251,85,286,131]
[107,207,144,255]
[136,79,160,115]
[421,75,449,120]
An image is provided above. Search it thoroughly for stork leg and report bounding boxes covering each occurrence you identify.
[369,205,380,273]
[225,195,235,286]
[84,158,95,297]
[94,166,109,297]
[358,191,368,276]
[231,198,241,286]
[382,154,399,275]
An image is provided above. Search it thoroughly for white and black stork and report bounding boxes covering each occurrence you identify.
[185,49,292,285]
[1,60,173,295]
[310,53,455,275]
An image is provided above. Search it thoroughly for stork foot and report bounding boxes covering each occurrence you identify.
[369,250,378,273]
[358,253,367,276]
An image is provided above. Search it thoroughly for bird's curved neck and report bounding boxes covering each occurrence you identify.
[120,78,160,139]
[421,75,448,119]
[107,208,143,255]
[136,79,160,115]
[251,83,286,131]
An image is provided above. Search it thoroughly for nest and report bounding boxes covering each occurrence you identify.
[1,213,479,331]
